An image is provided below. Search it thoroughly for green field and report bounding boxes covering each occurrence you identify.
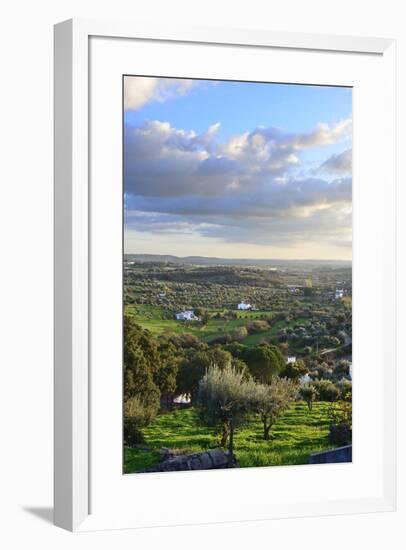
[125,304,309,348]
[124,401,336,473]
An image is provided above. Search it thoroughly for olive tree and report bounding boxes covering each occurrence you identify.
[299,383,318,412]
[197,365,256,458]
[252,378,297,440]
[312,379,340,402]
[177,346,234,402]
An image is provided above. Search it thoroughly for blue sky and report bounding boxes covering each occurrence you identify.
[124,76,352,259]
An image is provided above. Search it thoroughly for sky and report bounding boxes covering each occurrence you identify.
[123,76,352,260]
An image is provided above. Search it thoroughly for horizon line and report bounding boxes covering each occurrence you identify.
[124,252,352,262]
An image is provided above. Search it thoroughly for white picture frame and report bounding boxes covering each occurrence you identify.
[54,18,396,532]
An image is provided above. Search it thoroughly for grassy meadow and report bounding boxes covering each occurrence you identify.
[123,261,352,473]
[124,401,335,473]
[125,303,308,348]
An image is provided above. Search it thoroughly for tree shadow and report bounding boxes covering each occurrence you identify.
[23,506,53,524]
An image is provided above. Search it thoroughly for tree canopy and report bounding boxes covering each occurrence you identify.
[252,378,297,439]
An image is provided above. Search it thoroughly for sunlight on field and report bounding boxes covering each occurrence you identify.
[124,402,334,473]
[123,260,352,472]
[125,304,312,348]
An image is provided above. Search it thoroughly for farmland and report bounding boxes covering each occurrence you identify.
[123,255,352,473]
[122,75,354,475]
[124,256,352,356]
[124,402,336,473]
[125,303,310,348]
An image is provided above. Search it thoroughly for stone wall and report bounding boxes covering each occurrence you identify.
[309,444,352,464]
[144,449,237,472]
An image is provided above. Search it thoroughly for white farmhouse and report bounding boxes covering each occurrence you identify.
[335,289,344,299]
[287,356,297,364]
[237,302,251,310]
[175,310,200,321]
[173,394,191,404]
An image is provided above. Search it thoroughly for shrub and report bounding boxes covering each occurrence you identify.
[230,326,249,341]
[280,359,307,381]
[328,400,352,445]
[246,320,270,334]
[124,418,146,447]
[315,362,334,380]
[335,360,351,379]
[312,380,340,402]
[336,379,352,400]
[299,383,318,411]
[123,395,159,447]
[329,423,352,446]
[209,333,233,345]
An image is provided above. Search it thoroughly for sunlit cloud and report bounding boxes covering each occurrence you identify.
[317,148,352,174]
[123,79,352,259]
[124,76,196,111]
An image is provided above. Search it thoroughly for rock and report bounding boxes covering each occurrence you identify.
[199,452,214,469]
[143,449,237,473]
[209,449,229,468]
[190,457,202,470]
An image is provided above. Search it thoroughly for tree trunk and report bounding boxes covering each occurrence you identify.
[263,423,271,440]
[228,419,234,465]
[220,422,229,447]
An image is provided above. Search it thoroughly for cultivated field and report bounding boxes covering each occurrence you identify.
[123,256,352,473]
[125,402,336,473]
[125,303,311,348]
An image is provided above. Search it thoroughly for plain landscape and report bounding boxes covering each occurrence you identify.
[123,76,352,473]
[123,255,352,472]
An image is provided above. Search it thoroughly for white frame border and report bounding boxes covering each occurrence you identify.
[54,18,396,532]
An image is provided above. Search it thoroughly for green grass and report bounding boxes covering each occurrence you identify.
[241,317,308,346]
[125,304,310,348]
[124,402,338,473]
[125,304,266,343]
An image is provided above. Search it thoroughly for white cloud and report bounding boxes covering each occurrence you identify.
[124,118,352,251]
[124,76,196,110]
[318,148,352,174]
[125,118,351,198]
[290,119,352,149]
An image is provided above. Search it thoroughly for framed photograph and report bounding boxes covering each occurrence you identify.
[54,19,396,531]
